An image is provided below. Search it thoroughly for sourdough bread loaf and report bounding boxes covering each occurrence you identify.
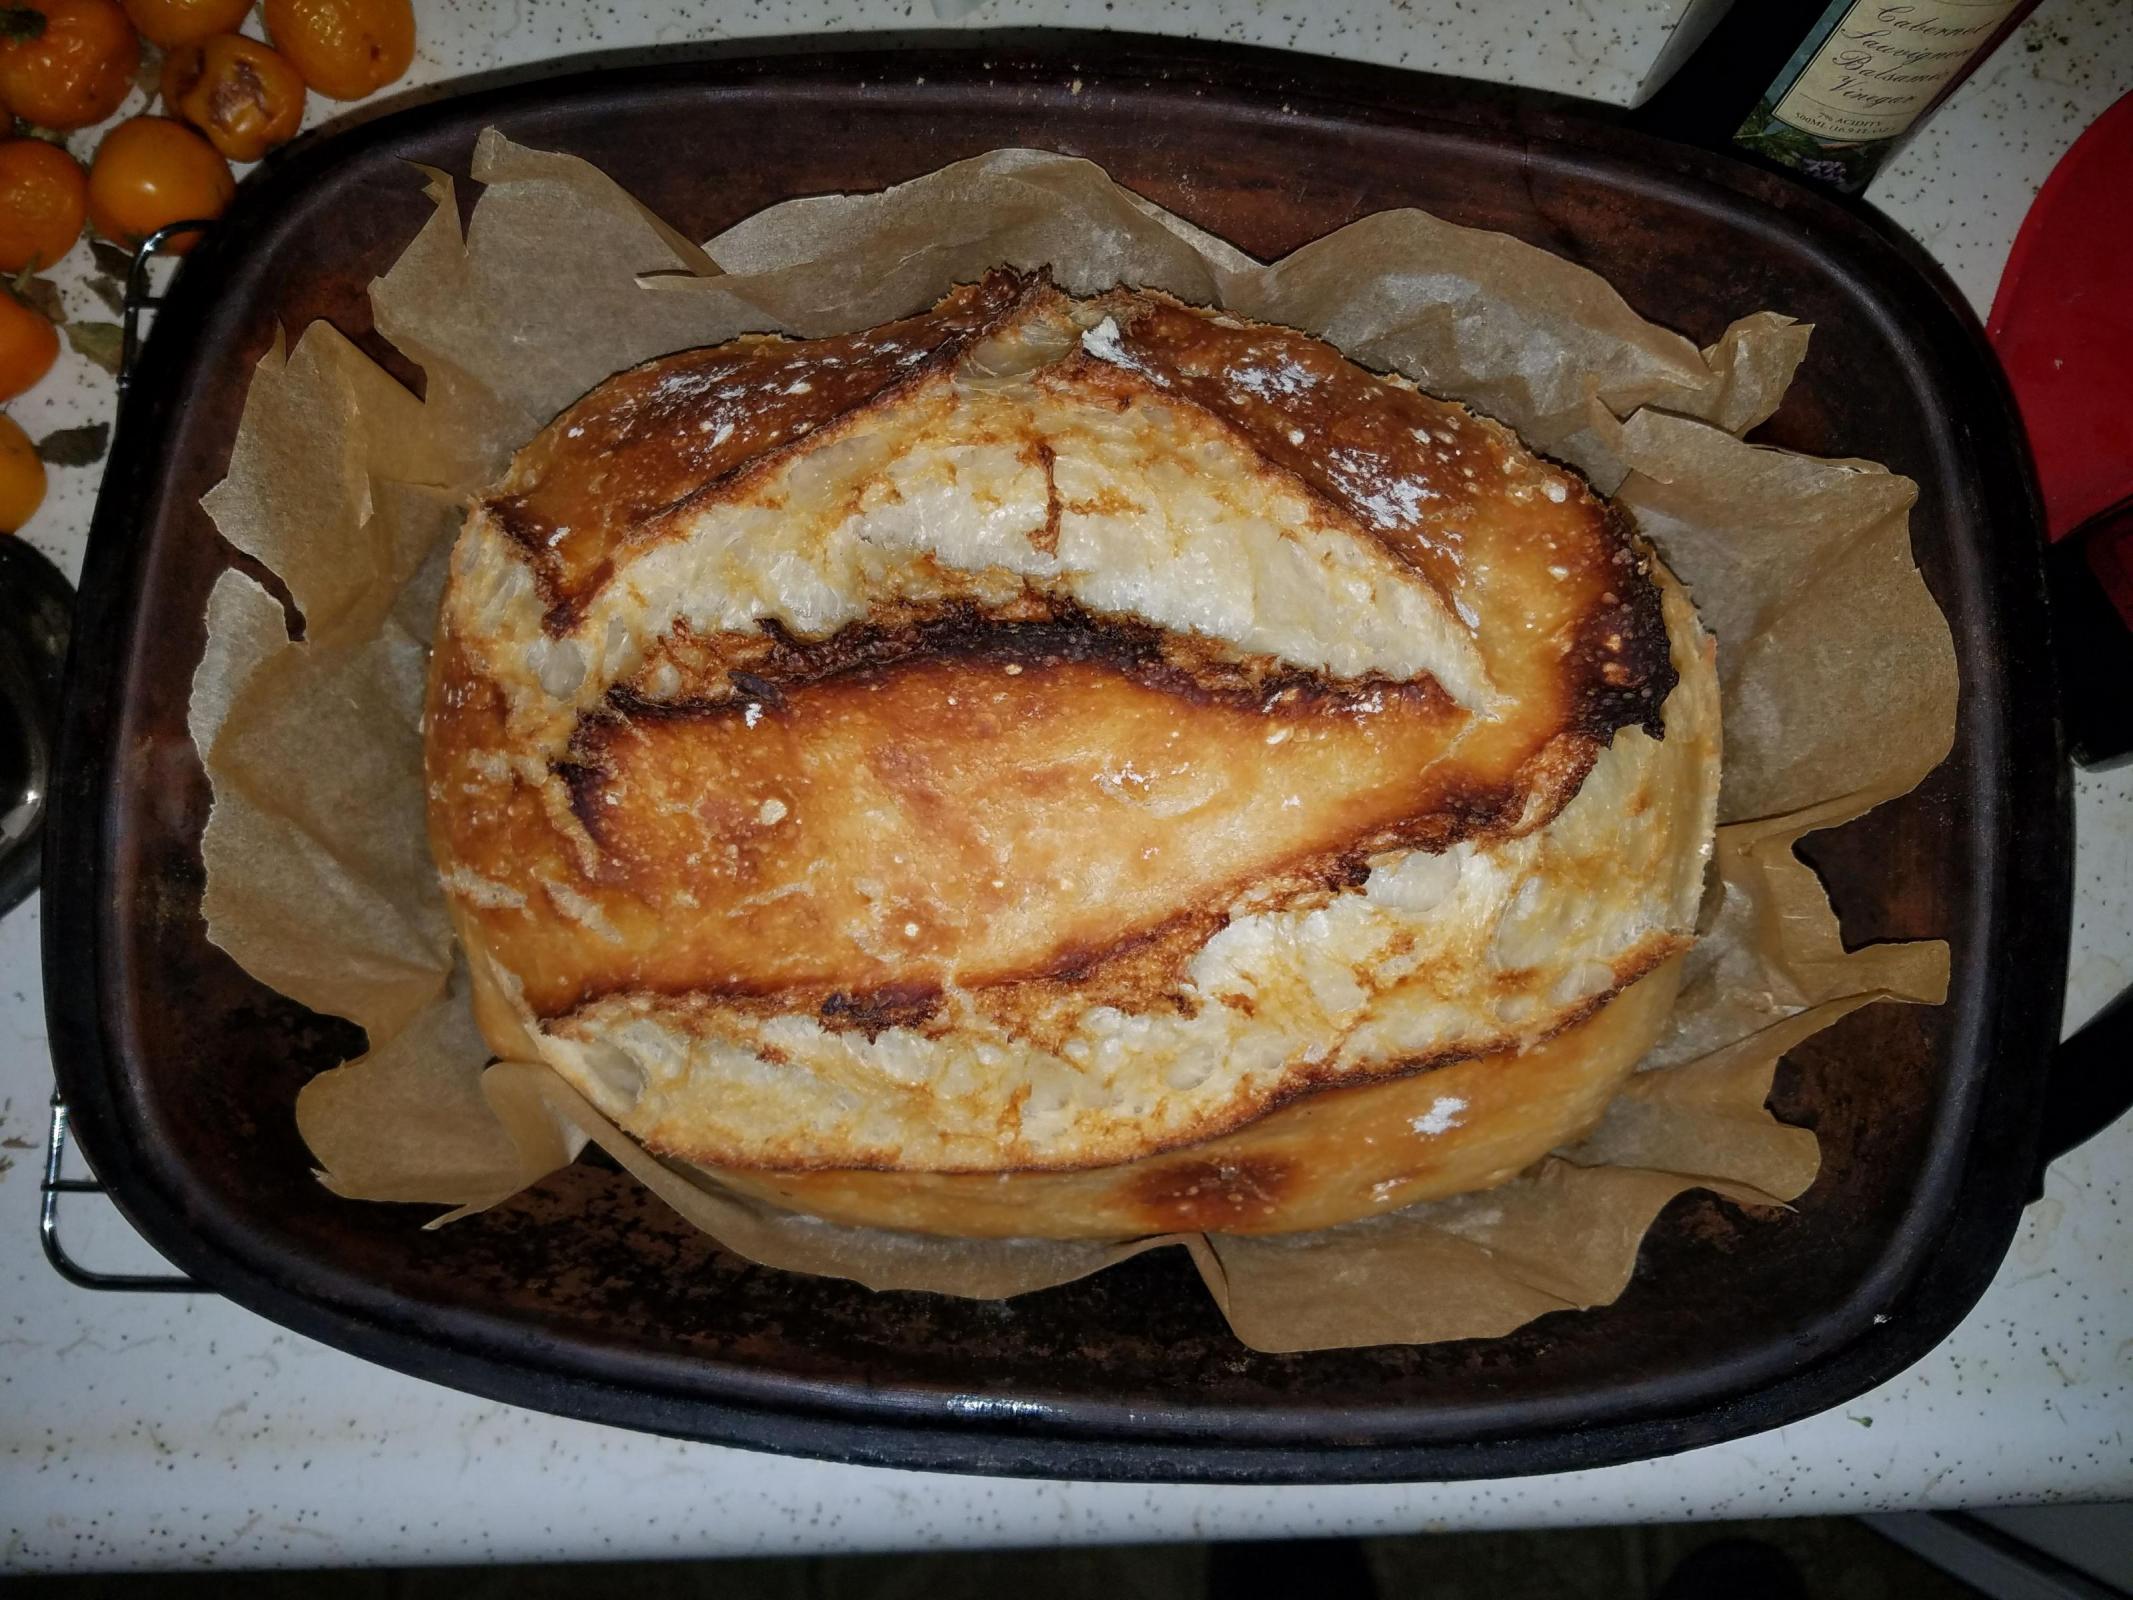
[425,270,1719,1237]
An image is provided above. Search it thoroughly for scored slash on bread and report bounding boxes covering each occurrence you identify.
[425,269,1718,1233]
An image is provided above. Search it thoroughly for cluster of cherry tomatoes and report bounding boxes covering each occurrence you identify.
[0,0,415,531]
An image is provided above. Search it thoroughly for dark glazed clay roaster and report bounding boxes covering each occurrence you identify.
[40,36,2133,1482]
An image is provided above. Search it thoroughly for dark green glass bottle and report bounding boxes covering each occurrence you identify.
[1633,0,2039,194]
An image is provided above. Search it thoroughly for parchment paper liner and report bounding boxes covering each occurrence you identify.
[188,138,1955,1353]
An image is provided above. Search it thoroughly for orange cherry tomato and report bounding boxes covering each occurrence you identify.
[0,292,57,402]
[161,34,306,163]
[0,0,141,132]
[262,0,413,102]
[0,412,46,532]
[121,0,251,49]
[0,137,87,271]
[86,115,232,252]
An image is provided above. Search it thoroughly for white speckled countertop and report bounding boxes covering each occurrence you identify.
[4,0,2131,1575]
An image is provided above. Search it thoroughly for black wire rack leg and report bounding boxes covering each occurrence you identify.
[41,1093,202,1292]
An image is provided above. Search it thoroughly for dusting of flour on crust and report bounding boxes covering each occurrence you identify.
[1080,316,1134,366]
[1411,1096,1468,1137]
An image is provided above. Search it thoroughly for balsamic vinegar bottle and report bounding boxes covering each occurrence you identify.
[1633,0,2040,194]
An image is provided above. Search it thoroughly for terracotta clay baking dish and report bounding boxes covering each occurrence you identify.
[43,36,2130,1482]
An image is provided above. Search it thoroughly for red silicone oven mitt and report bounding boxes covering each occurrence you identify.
[1988,88,2133,766]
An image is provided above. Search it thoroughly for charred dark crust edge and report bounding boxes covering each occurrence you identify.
[1571,503,1678,741]
[591,597,1454,727]
[817,983,943,1035]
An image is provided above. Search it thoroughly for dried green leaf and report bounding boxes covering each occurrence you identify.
[34,423,110,468]
[8,266,62,322]
[87,275,125,316]
[65,320,124,376]
[0,8,46,43]
[136,40,163,102]
[89,239,135,279]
